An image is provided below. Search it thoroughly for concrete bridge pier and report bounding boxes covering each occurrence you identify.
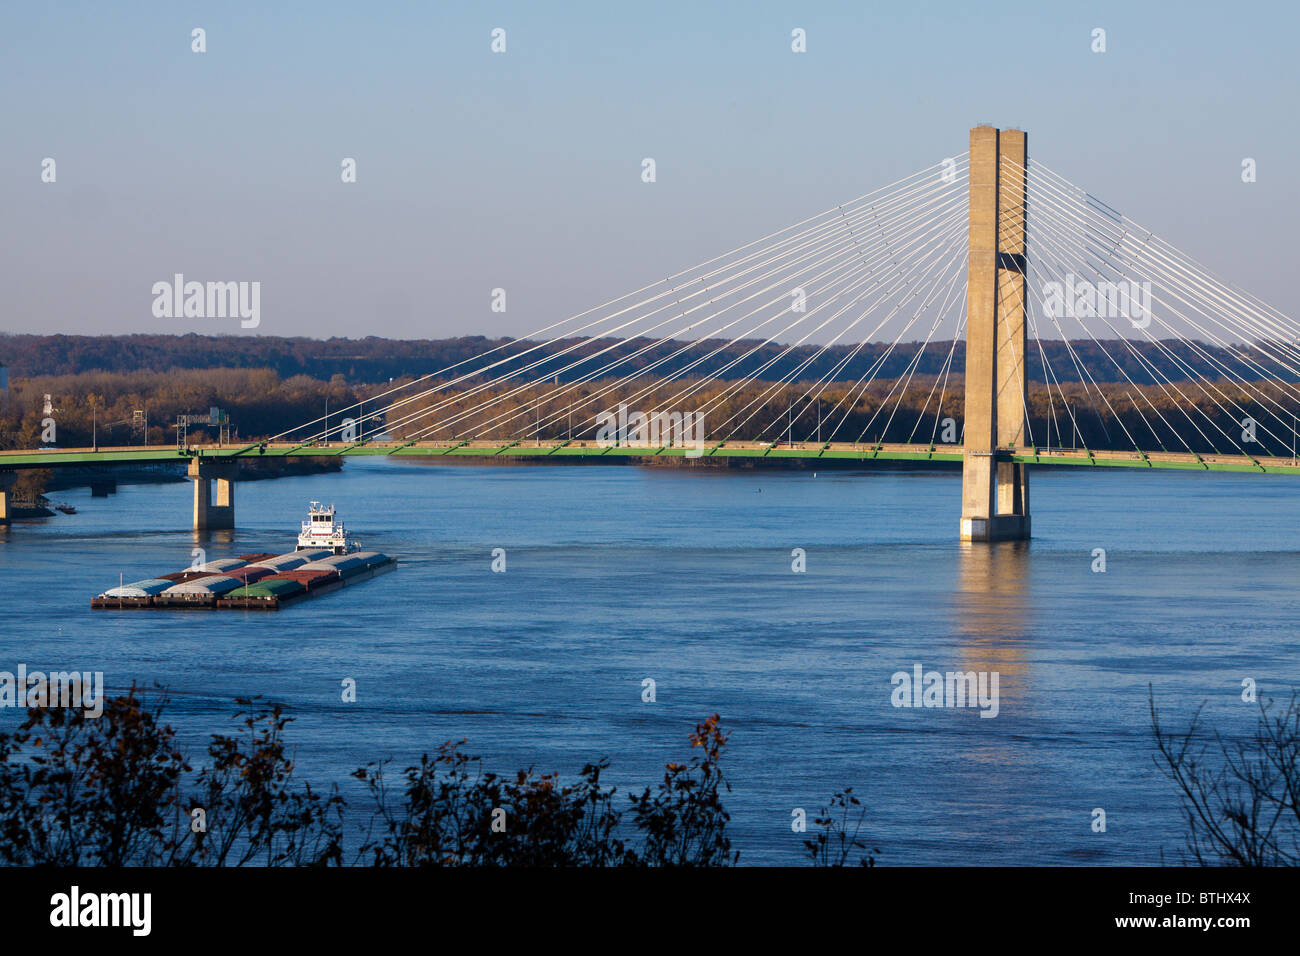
[0,472,15,525]
[90,478,117,497]
[188,458,236,531]
[960,125,1032,542]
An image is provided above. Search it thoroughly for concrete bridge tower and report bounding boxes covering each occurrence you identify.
[960,125,1031,542]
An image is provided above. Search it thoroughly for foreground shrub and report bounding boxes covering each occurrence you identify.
[0,689,343,866]
[805,788,878,867]
[1151,687,1300,866]
[0,694,875,867]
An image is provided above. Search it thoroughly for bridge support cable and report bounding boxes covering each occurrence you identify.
[562,202,970,445]
[770,224,966,445]
[397,176,968,437]
[1022,279,1068,449]
[698,209,968,440]
[1022,158,1300,437]
[998,190,1160,452]
[1028,243,1187,453]
[1026,212,1201,454]
[524,198,969,447]
[827,229,971,445]
[735,251,958,446]
[257,132,1300,470]
[1029,161,1300,376]
[1020,158,1298,457]
[769,215,972,446]
[463,183,971,444]
[409,187,968,444]
[496,171,973,443]
[402,168,973,445]
[913,285,968,446]
[279,158,971,449]
[797,272,968,448]
[1001,189,1144,450]
[869,250,973,447]
[353,187,937,443]
[371,163,972,444]
[720,221,967,444]
[705,210,970,444]
[1024,162,1291,396]
[801,268,967,448]
[808,225,970,445]
[265,156,966,447]
[1023,159,1300,454]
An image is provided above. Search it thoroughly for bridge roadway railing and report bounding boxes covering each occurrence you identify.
[3,441,1300,474]
[0,444,191,469]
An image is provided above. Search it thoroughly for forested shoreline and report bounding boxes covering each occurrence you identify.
[4,365,1298,461]
[3,333,1299,472]
[3,332,1296,387]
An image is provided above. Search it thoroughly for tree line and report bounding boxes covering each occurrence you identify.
[4,332,1297,387]
[0,368,373,450]
[5,366,1300,460]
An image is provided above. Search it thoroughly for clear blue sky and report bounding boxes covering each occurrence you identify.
[2,0,1297,341]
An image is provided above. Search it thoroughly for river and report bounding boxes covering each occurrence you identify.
[2,458,1297,865]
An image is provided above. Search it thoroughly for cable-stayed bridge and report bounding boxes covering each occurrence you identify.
[5,126,1300,539]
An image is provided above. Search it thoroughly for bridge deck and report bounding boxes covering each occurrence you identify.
[3,441,1300,474]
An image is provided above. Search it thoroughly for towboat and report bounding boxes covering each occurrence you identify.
[297,501,361,555]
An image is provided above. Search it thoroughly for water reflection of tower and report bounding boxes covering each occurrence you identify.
[193,528,235,548]
[954,541,1031,704]
[950,534,1036,858]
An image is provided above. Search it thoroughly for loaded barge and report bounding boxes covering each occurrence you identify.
[91,503,396,611]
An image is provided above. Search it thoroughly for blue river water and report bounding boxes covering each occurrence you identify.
[2,458,1297,865]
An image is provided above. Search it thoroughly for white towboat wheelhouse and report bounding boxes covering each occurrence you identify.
[297,502,360,554]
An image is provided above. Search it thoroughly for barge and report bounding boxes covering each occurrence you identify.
[91,502,396,610]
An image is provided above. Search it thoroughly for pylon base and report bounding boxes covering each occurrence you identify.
[960,515,1031,542]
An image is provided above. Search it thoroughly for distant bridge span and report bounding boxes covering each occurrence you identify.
[4,440,1300,471]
